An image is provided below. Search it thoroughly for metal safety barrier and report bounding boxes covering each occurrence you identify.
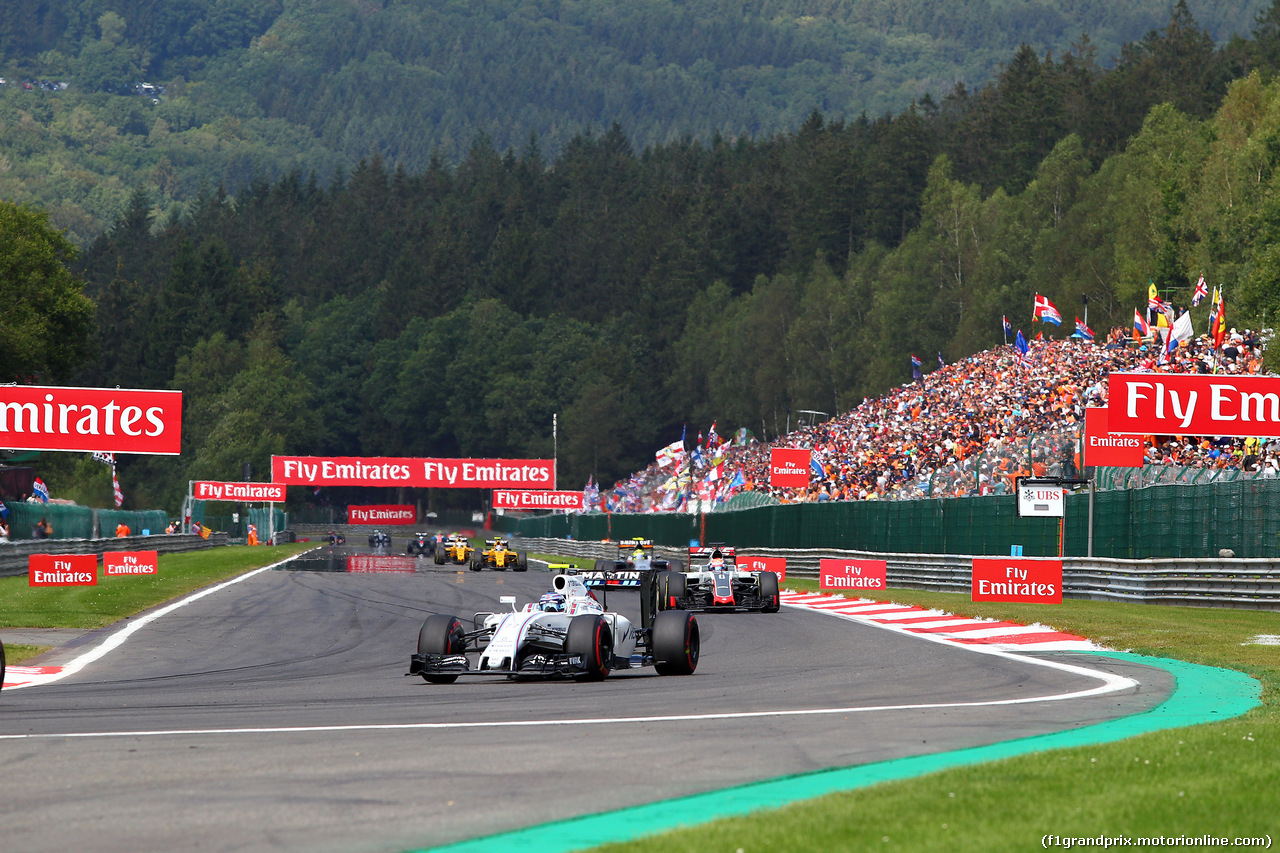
[0,533,230,578]
[512,536,1280,611]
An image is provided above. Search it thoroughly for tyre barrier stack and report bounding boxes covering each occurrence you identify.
[512,536,1280,611]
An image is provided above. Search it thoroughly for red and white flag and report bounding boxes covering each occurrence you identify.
[1033,294,1062,326]
[112,466,124,508]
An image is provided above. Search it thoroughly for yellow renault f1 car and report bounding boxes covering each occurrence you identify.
[434,534,475,566]
[472,537,528,572]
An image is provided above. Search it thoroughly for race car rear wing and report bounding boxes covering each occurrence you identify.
[617,538,654,554]
[688,544,736,563]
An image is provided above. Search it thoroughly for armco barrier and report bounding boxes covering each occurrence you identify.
[512,536,1280,611]
[0,533,230,578]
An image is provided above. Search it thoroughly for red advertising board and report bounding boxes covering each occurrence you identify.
[28,554,98,586]
[1107,373,1280,439]
[739,555,786,582]
[272,456,555,488]
[0,385,182,455]
[492,490,584,510]
[193,481,286,502]
[348,505,416,525]
[819,558,887,591]
[104,550,158,576]
[347,556,417,573]
[769,448,811,488]
[971,557,1062,603]
[1083,407,1144,468]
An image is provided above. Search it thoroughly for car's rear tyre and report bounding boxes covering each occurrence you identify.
[0,640,6,693]
[515,551,528,571]
[417,615,466,683]
[565,614,613,680]
[652,610,699,675]
[759,571,780,612]
[470,554,483,571]
[663,571,686,610]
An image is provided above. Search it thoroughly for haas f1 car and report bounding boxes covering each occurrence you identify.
[472,537,528,572]
[581,538,682,590]
[408,569,699,682]
[659,545,780,613]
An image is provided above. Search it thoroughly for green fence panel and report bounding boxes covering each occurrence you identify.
[5,502,94,540]
[96,509,170,537]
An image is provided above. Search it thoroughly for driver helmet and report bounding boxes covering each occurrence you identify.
[538,592,566,612]
[632,548,645,561]
[709,549,725,569]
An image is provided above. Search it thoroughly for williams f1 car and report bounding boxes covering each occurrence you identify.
[407,569,699,682]
[581,538,682,590]
[473,537,528,571]
[658,545,780,613]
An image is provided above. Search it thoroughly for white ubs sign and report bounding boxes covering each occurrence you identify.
[1018,485,1064,518]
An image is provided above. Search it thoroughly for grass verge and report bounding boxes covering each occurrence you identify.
[589,581,1279,852]
[0,543,314,631]
[5,644,45,665]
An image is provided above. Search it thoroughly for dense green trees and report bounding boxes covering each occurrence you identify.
[0,0,1269,242]
[0,200,95,382]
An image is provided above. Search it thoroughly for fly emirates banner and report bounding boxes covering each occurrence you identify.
[272,456,555,488]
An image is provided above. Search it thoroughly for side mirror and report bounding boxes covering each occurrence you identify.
[499,595,517,610]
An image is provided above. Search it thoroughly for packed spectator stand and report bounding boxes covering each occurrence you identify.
[593,325,1273,512]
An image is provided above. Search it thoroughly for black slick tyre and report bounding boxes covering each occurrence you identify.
[663,571,687,609]
[417,615,466,683]
[760,571,780,612]
[515,551,528,571]
[652,610,699,675]
[470,554,483,572]
[565,613,613,680]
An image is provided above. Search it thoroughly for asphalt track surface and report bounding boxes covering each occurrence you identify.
[0,543,1173,853]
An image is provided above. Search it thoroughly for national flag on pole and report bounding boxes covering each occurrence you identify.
[1134,309,1150,337]
[1075,317,1094,340]
[1033,294,1062,325]
[727,468,745,491]
[937,351,945,368]
[706,421,719,448]
[1192,274,1208,307]
[32,478,49,503]
[1015,330,1030,360]
[1035,330,1044,341]
[112,466,124,508]
[1002,315,1012,340]
[655,438,685,467]
[810,457,824,478]
[91,451,116,466]
[1148,282,1162,310]
[910,354,922,381]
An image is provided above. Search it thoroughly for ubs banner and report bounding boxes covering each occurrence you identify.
[272,456,554,488]
[971,557,1062,603]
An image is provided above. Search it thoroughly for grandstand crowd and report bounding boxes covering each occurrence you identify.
[593,324,1276,511]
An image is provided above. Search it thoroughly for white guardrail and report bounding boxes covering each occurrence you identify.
[512,536,1280,611]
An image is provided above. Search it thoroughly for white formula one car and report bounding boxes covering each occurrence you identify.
[659,545,780,613]
[407,570,699,682]
[581,538,683,590]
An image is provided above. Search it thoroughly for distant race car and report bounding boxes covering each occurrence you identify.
[473,537,527,571]
[368,529,392,548]
[408,567,699,682]
[434,534,475,566]
[327,531,346,546]
[658,545,780,613]
[406,532,436,557]
[581,538,681,589]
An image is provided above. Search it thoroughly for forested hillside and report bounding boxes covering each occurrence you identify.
[0,0,1267,242]
[39,2,1280,513]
